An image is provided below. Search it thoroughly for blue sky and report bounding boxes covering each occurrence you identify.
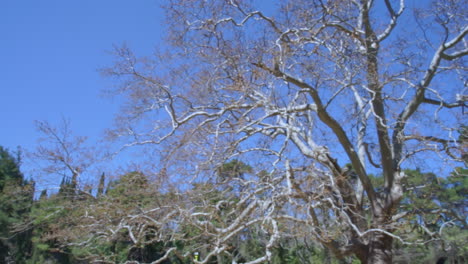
[0,0,164,156]
[0,1,462,189]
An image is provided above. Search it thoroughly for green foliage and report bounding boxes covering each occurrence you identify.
[0,146,34,263]
[27,196,73,263]
[400,168,467,229]
[0,147,23,191]
[401,169,440,213]
[440,168,467,210]
[106,171,153,209]
[391,168,468,262]
[217,159,253,182]
[16,160,465,263]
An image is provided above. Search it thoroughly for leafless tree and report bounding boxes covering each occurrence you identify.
[30,119,99,198]
[100,0,467,263]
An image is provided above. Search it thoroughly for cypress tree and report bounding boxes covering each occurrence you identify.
[97,172,105,198]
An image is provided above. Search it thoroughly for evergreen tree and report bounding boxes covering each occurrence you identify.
[39,189,48,200]
[97,172,105,198]
[0,146,34,263]
[393,168,468,263]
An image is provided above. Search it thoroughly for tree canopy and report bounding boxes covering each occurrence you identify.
[2,0,467,263]
[101,0,467,263]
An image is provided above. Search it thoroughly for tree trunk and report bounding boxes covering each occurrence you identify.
[367,232,393,264]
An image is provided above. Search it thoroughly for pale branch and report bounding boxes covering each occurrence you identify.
[377,0,405,42]
[150,247,177,264]
[351,86,371,204]
[441,48,468,60]
[191,4,283,37]
[392,25,467,167]
[404,135,464,161]
[443,25,468,49]
[253,61,377,209]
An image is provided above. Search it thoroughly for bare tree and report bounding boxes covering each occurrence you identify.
[101,0,467,263]
[30,119,98,198]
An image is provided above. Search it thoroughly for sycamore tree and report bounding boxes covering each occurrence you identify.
[101,0,467,263]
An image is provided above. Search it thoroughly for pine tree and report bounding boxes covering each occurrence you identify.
[0,146,34,262]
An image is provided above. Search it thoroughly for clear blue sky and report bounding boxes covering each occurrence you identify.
[0,1,460,187]
[0,0,164,155]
